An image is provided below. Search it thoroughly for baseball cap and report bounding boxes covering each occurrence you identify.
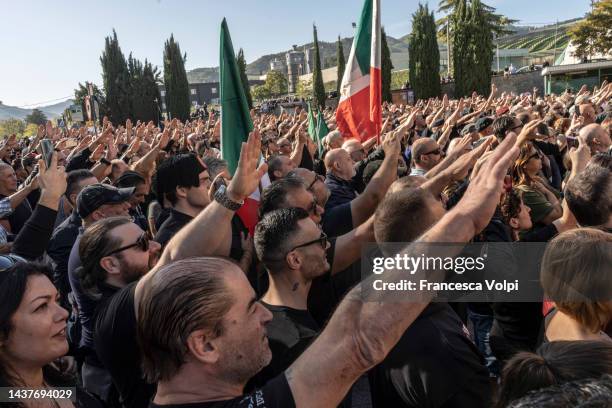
[475,117,493,132]
[77,183,134,218]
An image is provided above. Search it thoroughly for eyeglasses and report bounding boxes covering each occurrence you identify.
[510,124,523,132]
[289,232,329,252]
[104,233,149,257]
[306,174,325,191]
[424,148,441,156]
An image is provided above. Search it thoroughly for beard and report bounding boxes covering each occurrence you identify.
[117,256,150,284]
[217,332,272,386]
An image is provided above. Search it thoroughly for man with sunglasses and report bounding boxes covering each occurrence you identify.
[410,138,442,176]
[249,208,331,388]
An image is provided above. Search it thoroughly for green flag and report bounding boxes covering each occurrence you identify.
[307,102,317,141]
[315,111,329,156]
[220,18,253,175]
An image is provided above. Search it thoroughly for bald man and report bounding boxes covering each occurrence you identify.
[410,138,442,176]
[580,124,612,155]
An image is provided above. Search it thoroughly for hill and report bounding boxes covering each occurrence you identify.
[0,99,74,121]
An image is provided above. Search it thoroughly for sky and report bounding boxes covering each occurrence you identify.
[1,0,591,107]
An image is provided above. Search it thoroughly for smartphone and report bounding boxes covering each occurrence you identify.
[40,139,54,169]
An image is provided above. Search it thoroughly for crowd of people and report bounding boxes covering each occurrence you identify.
[0,80,611,408]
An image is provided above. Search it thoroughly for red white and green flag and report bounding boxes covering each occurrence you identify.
[336,0,382,142]
[220,18,267,234]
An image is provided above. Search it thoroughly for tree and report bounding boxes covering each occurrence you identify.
[163,34,191,121]
[436,0,515,41]
[100,29,131,125]
[265,71,288,96]
[336,36,346,95]
[252,84,272,101]
[237,48,253,109]
[409,4,441,100]
[381,28,395,103]
[470,0,494,96]
[0,119,26,137]
[570,0,612,60]
[128,54,162,123]
[452,0,475,97]
[25,108,47,125]
[297,77,313,100]
[311,25,326,110]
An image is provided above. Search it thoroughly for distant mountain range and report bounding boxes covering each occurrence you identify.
[0,99,74,121]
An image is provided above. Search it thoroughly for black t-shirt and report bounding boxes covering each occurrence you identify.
[321,201,353,237]
[248,303,319,389]
[154,209,194,248]
[149,373,295,408]
[95,282,155,408]
[368,303,491,408]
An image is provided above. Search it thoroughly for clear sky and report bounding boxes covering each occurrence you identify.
[1,0,591,107]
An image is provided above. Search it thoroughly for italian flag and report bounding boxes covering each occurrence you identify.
[336,0,382,142]
[219,18,265,234]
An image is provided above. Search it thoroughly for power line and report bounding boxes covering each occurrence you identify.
[16,95,73,109]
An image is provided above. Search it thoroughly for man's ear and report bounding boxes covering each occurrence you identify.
[186,329,220,365]
[509,217,519,230]
[99,256,121,276]
[175,186,188,200]
[285,250,302,271]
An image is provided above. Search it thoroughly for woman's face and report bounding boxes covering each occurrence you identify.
[3,275,69,369]
[524,149,542,174]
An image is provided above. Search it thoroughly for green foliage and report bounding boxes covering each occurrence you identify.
[265,70,288,96]
[128,54,162,124]
[163,34,191,121]
[570,0,612,60]
[436,0,515,41]
[100,29,131,125]
[237,49,253,109]
[252,84,272,101]
[381,28,394,103]
[451,0,493,97]
[0,119,26,137]
[408,4,441,100]
[312,25,326,110]
[296,77,313,100]
[391,70,409,90]
[23,123,39,137]
[24,108,47,125]
[470,0,493,95]
[336,36,346,95]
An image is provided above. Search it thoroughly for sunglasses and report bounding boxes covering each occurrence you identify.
[104,232,149,257]
[289,232,329,252]
[306,174,325,191]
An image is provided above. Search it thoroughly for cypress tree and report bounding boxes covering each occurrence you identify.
[163,34,191,121]
[312,25,326,111]
[452,0,473,97]
[381,28,394,103]
[236,48,253,109]
[143,60,162,124]
[408,4,441,100]
[471,0,493,96]
[336,36,345,96]
[100,29,131,125]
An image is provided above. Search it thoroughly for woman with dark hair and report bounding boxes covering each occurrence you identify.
[0,261,102,407]
[512,142,562,228]
[496,341,612,407]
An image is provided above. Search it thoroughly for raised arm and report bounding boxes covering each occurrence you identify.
[286,132,520,407]
[350,131,400,227]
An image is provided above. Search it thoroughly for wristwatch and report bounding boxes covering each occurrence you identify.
[99,157,112,166]
[214,184,244,211]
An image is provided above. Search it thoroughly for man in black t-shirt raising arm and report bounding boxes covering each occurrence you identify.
[135,131,520,407]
